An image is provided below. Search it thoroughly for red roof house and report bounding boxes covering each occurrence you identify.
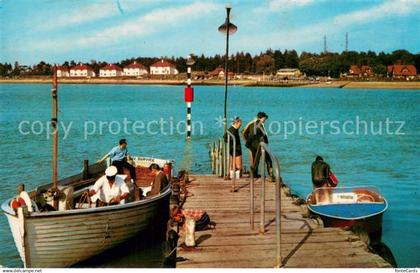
[123,61,148,76]
[99,64,123,77]
[387,65,417,78]
[70,64,95,77]
[150,59,178,75]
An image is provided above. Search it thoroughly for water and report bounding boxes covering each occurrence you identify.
[0,84,419,267]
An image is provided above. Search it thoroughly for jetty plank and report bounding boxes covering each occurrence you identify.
[176,175,392,268]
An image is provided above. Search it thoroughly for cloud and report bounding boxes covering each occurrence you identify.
[36,0,154,31]
[268,0,315,10]
[33,2,220,52]
[38,2,119,31]
[241,0,419,51]
[254,0,316,13]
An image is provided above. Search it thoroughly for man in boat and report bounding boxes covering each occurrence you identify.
[88,166,130,206]
[224,116,243,178]
[311,156,336,188]
[98,139,137,182]
[146,163,168,197]
[311,156,337,203]
[242,112,273,180]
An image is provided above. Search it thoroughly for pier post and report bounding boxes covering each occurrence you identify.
[51,65,59,210]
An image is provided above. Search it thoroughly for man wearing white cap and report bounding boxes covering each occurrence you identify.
[88,166,130,206]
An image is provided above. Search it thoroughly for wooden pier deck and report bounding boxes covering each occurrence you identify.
[176,175,391,268]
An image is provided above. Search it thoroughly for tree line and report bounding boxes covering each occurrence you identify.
[1,49,418,78]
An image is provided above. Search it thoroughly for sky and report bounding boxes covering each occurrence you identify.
[0,0,419,65]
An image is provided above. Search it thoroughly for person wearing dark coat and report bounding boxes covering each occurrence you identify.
[311,156,332,188]
[242,112,273,179]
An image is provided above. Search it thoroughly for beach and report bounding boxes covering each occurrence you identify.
[1,77,419,89]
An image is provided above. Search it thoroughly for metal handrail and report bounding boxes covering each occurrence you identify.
[250,141,282,267]
[225,130,236,192]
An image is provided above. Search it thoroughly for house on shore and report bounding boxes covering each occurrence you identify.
[99,64,123,77]
[57,66,69,77]
[70,64,95,78]
[276,68,302,79]
[387,64,417,80]
[123,61,148,77]
[209,67,234,79]
[348,65,373,77]
[150,59,178,75]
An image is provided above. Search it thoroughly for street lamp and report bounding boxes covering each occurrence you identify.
[218,6,237,137]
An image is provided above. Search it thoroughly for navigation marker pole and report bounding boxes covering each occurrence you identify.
[185,55,195,141]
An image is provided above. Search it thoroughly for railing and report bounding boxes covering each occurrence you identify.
[209,134,236,192]
[250,141,283,267]
[210,139,282,266]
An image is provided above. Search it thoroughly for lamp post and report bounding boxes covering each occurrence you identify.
[218,5,237,137]
[185,55,195,141]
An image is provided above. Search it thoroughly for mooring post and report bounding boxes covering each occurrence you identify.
[51,65,59,210]
[260,145,266,234]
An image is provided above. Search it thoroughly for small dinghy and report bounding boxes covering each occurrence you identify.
[306,186,388,239]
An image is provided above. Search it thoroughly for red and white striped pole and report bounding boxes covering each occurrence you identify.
[185,55,195,141]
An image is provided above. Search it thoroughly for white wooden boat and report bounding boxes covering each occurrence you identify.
[1,156,173,268]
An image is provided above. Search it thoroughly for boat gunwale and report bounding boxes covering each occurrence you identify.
[306,186,388,221]
[1,185,171,218]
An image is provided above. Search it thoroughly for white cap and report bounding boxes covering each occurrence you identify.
[105,166,118,176]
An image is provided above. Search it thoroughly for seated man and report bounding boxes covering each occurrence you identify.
[88,166,129,206]
[146,164,169,197]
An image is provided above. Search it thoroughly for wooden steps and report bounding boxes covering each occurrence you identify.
[176,175,391,268]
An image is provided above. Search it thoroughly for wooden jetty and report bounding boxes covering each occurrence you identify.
[176,175,392,268]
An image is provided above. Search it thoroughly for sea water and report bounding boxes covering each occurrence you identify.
[0,84,418,267]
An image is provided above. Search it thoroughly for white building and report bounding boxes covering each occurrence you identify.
[70,65,96,78]
[150,59,178,75]
[123,61,148,77]
[57,66,69,78]
[99,64,123,77]
[276,68,302,79]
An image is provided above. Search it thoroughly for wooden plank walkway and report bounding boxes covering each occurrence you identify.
[176,175,391,268]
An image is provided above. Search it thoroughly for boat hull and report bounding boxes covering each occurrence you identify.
[3,187,171,268]
[306,186,387,242]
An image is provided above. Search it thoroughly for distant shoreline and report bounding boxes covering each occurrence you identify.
[0,77,419,89]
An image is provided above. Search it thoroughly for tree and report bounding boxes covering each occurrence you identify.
[255,54,275,74]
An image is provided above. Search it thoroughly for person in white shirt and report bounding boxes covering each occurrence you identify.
[88,166,130,206]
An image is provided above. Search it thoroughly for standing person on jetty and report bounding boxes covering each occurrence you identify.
[224,116,243,178]
[98,139,137,182]
[242,112,273,180]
